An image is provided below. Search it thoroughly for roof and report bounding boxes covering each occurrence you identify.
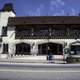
[0,3,15,14]
[8,16,80,26]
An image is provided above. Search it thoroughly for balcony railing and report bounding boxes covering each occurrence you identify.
[15,29,80,39]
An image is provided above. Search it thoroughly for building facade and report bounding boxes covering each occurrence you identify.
[0,3,80,60]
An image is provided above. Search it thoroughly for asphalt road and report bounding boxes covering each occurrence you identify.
[0,63,80,80]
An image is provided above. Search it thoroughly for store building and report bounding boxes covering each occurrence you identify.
[0,3,80,60]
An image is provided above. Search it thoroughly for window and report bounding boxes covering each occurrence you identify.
[3,44,8,54]
[2,27,7,36]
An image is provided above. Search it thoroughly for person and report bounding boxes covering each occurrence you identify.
[47,51,53,61]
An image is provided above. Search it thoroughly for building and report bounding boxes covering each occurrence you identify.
[0,3,80,60]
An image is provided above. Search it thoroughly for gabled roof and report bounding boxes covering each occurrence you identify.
[8,16,80,26]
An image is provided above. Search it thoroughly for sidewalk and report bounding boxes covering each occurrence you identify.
[0,55,66,64]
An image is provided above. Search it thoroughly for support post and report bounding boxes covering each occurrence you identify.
[31,43,38,55]
[8,43,15,58]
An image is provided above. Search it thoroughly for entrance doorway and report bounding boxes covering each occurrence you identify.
[38,42,63,55]
[16,43,30,55]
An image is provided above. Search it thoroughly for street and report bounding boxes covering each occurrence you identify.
[0,63,80,80]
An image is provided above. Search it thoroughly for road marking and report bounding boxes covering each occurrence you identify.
[0,69,80,73]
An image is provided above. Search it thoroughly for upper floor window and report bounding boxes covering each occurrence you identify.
[2,27,7,36]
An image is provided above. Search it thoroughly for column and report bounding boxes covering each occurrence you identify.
[8,43,15,58]
[0,43,2,54]
[57,44,59,55]
[31,43,38,55]
[49,28,51,37]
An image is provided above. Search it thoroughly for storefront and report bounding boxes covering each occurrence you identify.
[38,42,63,55]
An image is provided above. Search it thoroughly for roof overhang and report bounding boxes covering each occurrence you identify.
[8,16,80,26]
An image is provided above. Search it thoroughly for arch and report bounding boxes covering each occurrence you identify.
[37,40,64,45]
[16,42,30,55]
[69,41,80,55]
[69,41,80,46]
[38,42,63,55]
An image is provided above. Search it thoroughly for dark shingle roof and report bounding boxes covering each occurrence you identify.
[8,16,80,26]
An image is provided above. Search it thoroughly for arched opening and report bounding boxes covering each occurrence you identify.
[71,45,80,55]
[38,42,63,55]
[16,43,30,55]
[70,41,80,55]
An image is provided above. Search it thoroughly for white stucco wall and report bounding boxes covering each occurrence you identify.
[0,11,15,36]
[0,11,15,55]
[2,25,80,56]
[5,38,79,55]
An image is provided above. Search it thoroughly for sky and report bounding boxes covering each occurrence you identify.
[0,0,80,16]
